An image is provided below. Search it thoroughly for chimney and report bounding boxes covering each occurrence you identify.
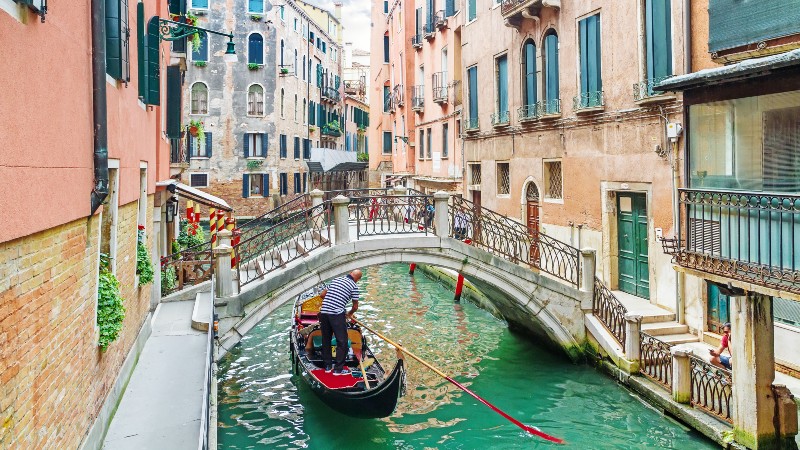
[334,2,342,21]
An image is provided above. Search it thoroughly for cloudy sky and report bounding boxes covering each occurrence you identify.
[302,0,372,52]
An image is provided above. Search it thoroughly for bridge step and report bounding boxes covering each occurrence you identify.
[611,290,676,323]
[656,333,700,345]
[641,321,689,336]
[191,290,213,332]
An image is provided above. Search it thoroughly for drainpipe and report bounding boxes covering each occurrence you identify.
[684,0,692,74]
[90,0,109,214]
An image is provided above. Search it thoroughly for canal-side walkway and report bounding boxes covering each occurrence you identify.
[102,300,209,450]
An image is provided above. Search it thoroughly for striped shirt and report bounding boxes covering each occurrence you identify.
[319,275,360,315]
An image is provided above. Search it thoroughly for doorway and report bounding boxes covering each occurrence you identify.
[707,282,731,334]
[617,193,649,298]
[526,183,540,266]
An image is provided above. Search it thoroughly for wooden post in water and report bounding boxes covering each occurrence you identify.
[454,273,465,302]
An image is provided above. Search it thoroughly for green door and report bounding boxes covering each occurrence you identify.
[617,193,650,298]
[706,283,730,333]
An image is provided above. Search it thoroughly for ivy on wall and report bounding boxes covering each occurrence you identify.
[136,226,154,285]
[98,254,126,351]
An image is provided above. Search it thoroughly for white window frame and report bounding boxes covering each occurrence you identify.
[543,158,564,203]
[247,83,265,117]
[106,160,121,275]
[190,82,209,115]
[248,133,266,158]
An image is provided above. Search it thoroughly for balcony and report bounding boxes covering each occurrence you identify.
[573,91,604,113]
[423,23,436,40]
[411,34,423,49]
[662,188,800,296]
[321,86,341,103]
[432,72,448,104]
[464,116,480,132]
[633,76,675,104]
[393,84,404,107]
[502,0,560,29]
[435,10,447,30]
[518,104,540,122]
[412,85,425,111]
[491,111,511,127]
[321,124,342,137]
[537,99,561,118]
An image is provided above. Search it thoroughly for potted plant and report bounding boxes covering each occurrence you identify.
[280,67,290,75]
[188,119,204,138]
[309,126,317,133]
[194,61,207,67]
[246,159,264,170]
[98,253,125,350]
[250,14,262,21]
[248,63,261,70]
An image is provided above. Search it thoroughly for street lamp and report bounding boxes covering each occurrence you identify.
[224,38,237,63]
[157,18,237,62]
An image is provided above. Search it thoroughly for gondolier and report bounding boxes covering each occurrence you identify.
[319,269,362,375]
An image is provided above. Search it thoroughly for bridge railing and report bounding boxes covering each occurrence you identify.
[237,194,311,240]
[161,240,214,296]
[449,196,581,287]
[639,332,672,390]
[235,201,332,289]
[592,280,628,344]
[690,355,733,423]
[355,194,431,237]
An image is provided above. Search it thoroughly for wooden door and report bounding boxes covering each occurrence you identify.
[526,183,540,266]
[617,193,650,298]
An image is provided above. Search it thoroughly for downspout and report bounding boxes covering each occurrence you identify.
[90,0,109,214]
[674,0,691,324]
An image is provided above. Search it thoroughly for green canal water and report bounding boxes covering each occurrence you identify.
[217,263,717,449]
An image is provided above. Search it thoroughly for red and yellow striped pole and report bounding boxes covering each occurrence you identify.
[186,201,195,235]
[225,217,237,268]
[209,207,217,247]
[216,210,225,242]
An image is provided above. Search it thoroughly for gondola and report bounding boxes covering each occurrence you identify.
[289,288,406,419]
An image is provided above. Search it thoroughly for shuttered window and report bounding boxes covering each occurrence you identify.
[294,136,301,159]
[166,66,182,138]
[192,33,208,62]
[106,0,130,81]
[189,132,212,158]
[243,133,267,158]
[143,17,161,105]
[280,173,288,196]
[496,55,508,115]
[383,132,392,154]
[190,0,208,8]
[543,31,559,110]
[467,66,478,121]
[383,35,390,63]
[248,34,264,65]
[242,174,269,198]
[442,123,449,158]
[645,0,672,85]
[303,139,311,159]
[294,173,302,194]
[419,129,425,159]
[280,134,288,159]
[578,15,602,103]
[522,40,537,107]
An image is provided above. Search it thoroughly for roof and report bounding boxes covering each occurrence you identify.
[306,161,324,173]
[156,180,233,211]
[352,49,370,57]
[328,162,368,172]
[658,48,800,91]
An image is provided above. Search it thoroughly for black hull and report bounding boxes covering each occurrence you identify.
[290,330,405,418]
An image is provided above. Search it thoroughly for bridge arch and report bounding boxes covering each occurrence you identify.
[216,236,590,361]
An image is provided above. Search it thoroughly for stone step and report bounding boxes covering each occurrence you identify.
[641,321,689,336]
[640,313,678,324]
[191,290,213,332]
[657,333,700,345]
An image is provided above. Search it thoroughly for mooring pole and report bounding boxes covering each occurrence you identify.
[454,273,465,302]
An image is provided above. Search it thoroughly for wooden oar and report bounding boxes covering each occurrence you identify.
[351,317,564,444]
[357,354,371,389]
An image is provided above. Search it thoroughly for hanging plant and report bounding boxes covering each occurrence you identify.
[357,152,369,162]
[250,14,262,21]
[136,226,154,285]
[248,63,261,70]
[247,159,264,170]
[189,120,206,141]
[194,61,207,67]
[309,126,317,133]
[280,67,290,75]
[98,254,125,351]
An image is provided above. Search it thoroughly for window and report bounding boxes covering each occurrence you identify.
[190,82,208,115]
[249,174,264,196]
[495,54,509,121]
[248,33,264,65]
[190,0,208,8]
[303,138,311,159]
[294,95,298,121]
[294,49,298,77]
[294,136,301,159]
[384,0,388,13]
[577,14,602,108]
[383,34,390,63]
[248,0,263,13]
[280,40,285,66]
[302,56,306,80]
[100,166,120,273]
[189,132,212,158]
[309,101,316,125]
[191,33,208,62]
[280,88,285,117]
[467,0,476,21]
[189,173,209,188]
[644,0,673,88]
[294,173,302,194]
[426,127,432,158]
[469,163,482,186]
[442,123,449,158]
[242,173,268,198]
[383,131,393,154]
[522,39,537,107]
[140,16,161,105]
[280,173,289,196]
[497,163,510,195]
[544,160,563,200]
[543,30,560,114]
[247,84,264,116]
[419,129,425,159]
[467,66,478,127]
[280,134,288,159]
[303,100,307,124]
[383,86,391,112]
[243,133,267,158]
[279,5,285,21]
[106,0,130,81]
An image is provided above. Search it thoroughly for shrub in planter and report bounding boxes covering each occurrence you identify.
[136,226,154,285]
[250,14,262,21]
[247,159,264,170]
[248,63,261,70]
[177,219,206,250]
[161,265,178,296]
[194,61,207,67]
[280,67,289,75]
[98,254,125,350]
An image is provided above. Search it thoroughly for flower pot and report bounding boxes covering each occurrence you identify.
[189,126,199,137]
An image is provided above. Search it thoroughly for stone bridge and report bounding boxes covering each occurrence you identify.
[212,190,596,361]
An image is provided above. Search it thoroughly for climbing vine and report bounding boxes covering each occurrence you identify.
[97,254,125,351]
[136,226,154,285]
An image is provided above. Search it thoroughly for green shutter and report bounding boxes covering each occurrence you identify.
[497,55,508,113]
[709,0,800,53]
[165,66,182,138]
[544,33,559,104]
[120,0,130,81]
[524,41,537,106]
[144,17,161,105]
[205,132,212,157]
[168,0,185,15]
[106,0,122,79]
[243,133,250,158]
[646,0,672,82]
[243,175,250,198]
[579,15,602,96]
[468,66,478,119]
[137,3,145,100]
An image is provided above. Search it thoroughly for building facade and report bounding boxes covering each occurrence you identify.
[180,0,344,217]
[660,0,800,447]
[0,0,172,447]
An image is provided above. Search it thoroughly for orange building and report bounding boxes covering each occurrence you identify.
[0,0,175,447]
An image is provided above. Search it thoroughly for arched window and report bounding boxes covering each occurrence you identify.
[543,30,560,114]
[247,84,264,116]
[191,33,209,62]
[190,82,208,115]
[302,55,306,80]
[280,88,285,117]
[522,39,537,108]
[280,40,285,66]
[248,33,264,65]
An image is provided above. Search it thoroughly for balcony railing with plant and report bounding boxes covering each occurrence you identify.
[393,84,404,106]
[322,86,341,102]
[573,91,604,110]
[491,110,511,126]
[661,188,800,295]
[423,22,437,38]
[322,122,342,137]
[412,85,425,111]
[633,76,671,101]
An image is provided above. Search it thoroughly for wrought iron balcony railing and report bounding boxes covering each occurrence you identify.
[501,0,537,17]
[662,188,800,295]
[392,84,404,106]
[432,72,448,103]
[423,22,436,38]
[491,110,510,126]
[435,10,447,29]
[411,34,423,49]
[322,86,341,102]
[412,85,425,110]
[518,104,540,122]
[633,76,671,101]
[537,99,561,116]
[573,90,604,110]
[321,124,342,137]
[464,116,479,132]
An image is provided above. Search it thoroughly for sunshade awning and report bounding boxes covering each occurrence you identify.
[156,180,233,211]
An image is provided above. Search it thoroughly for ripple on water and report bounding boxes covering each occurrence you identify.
[218,264,718,450]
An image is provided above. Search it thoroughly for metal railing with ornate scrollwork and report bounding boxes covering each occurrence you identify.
[235,202,332,289]
[464,116,479,131]
[593,280,627,344]
[491,111,511,126]
[573,91,604,110]
[449,196,581,286]
[500,0,532,16]
[355,194,430,238]
[238,194,310,239]
[538,99,561,116]
[690,355,733,423]
[518,104,540,122]
[640,332,673,390]
[161,239,214,296]
[633,76,671,101]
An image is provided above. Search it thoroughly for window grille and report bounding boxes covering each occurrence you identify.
[545,161,562,199]
[189,173,208,188]
[470,163,482,185]
[497,163,510,195]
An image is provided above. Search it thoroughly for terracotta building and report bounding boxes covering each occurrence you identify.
[0,0,173,447]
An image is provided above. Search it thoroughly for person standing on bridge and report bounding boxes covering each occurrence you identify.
[319,269,362,375]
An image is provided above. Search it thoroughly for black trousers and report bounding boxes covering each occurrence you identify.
[319,312,348,371]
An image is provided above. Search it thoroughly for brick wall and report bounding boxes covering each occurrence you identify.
[0,197,154,449]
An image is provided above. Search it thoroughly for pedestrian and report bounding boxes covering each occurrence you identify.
[454,210,468,240]
[426,202,435,228]
[710,322,732,370]
[318,269,362,375]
